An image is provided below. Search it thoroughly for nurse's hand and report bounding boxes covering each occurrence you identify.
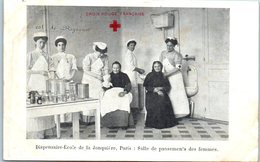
[138,68,145,74]
[118,91,126,97]
[157,91,164,96]
[157,87,164,91]
[97,75,103,81]
[41,71,48,77]
[134,67,145,74]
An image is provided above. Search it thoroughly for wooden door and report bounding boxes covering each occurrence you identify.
[203,9,229,121]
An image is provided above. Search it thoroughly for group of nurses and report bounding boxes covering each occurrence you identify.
[80,40,145,126]
[27,32,189,138]
[27,33,78,138]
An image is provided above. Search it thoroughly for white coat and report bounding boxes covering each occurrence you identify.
[27,50,55,131]
[122,49,139,108]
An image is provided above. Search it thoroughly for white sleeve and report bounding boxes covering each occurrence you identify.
[175,52,183,69]
[72,56,78,70]
[124,51,136,71]
[27,52,32,70]
[82,55,91,72]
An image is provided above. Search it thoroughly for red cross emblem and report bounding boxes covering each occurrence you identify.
[109,20,121,32]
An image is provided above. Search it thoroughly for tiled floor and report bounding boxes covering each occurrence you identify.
[54,111,228,140]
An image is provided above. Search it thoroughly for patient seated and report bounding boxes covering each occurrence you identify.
[100,61,134,129]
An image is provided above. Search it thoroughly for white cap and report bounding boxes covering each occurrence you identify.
[93,42,107,51]
[55,36,66,40]
[166,37,177,40]
[165,37,178,46]
[33,32,48,41]
[55,36,67,46]
[126,39,137,46]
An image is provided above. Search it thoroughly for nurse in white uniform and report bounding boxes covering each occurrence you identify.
[82,42,109,122]
[159,37,189,118]
[122,39,145,108]
[27,32,55,139]
[50,36,78,123]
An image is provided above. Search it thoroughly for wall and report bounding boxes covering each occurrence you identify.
[28,6,122,82]
[27,6,229,121]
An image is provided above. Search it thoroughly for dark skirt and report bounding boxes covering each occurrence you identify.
[145,92,178,129]
[101,110,134,129]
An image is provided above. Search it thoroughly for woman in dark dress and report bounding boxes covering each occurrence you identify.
[101,61,134,129]
[143,61,178,129]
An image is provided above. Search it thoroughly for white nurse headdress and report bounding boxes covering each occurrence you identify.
[93,42,107,51]
[126,39,137,47]
[55,36,67,46]
[33,32,48,42]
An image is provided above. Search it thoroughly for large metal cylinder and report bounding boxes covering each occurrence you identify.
[46,79,66,95]
[56,79,66,95]
[77,83,89,99]
[46,79,57,94]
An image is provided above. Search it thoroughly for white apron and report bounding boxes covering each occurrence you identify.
[55,56,74,122]
[56,56,71,80]
[123,52,139,108]
[82,58,103,116]
[100,87,132,117]
[27,55,55,132]
[162,58,190,118]
[27,55,48,92]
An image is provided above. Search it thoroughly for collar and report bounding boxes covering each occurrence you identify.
[94,51,107,58]
[94,51,100,58]
[167,49,176,53]
[127,49,134,55]
[111,71,121,75]
[127,49,133,53]
[35,48,44,53]
[57,52,66,56]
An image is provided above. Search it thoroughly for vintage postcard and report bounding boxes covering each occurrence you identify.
[3,0,258,161]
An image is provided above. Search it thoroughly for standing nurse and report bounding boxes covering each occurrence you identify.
[159,37,189,118]
[27,32,55,139]
[50,36,78,123]
[122,39,145,108]
[82,42,109,122]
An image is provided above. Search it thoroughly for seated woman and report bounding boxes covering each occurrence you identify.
[143,61,178,129]
[101,61,134,129]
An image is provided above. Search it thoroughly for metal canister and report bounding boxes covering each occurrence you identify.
[57,94,63,103]
[57,79,66,95]
[41,91,49,104]
[46,79,57,94]
[69,82,77,100]
[65,81,70,91]
[77,83,89,99]
[50,93,58,103]
[29,91,38,104]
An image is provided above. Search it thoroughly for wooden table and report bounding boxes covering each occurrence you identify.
[27,98,100,139]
